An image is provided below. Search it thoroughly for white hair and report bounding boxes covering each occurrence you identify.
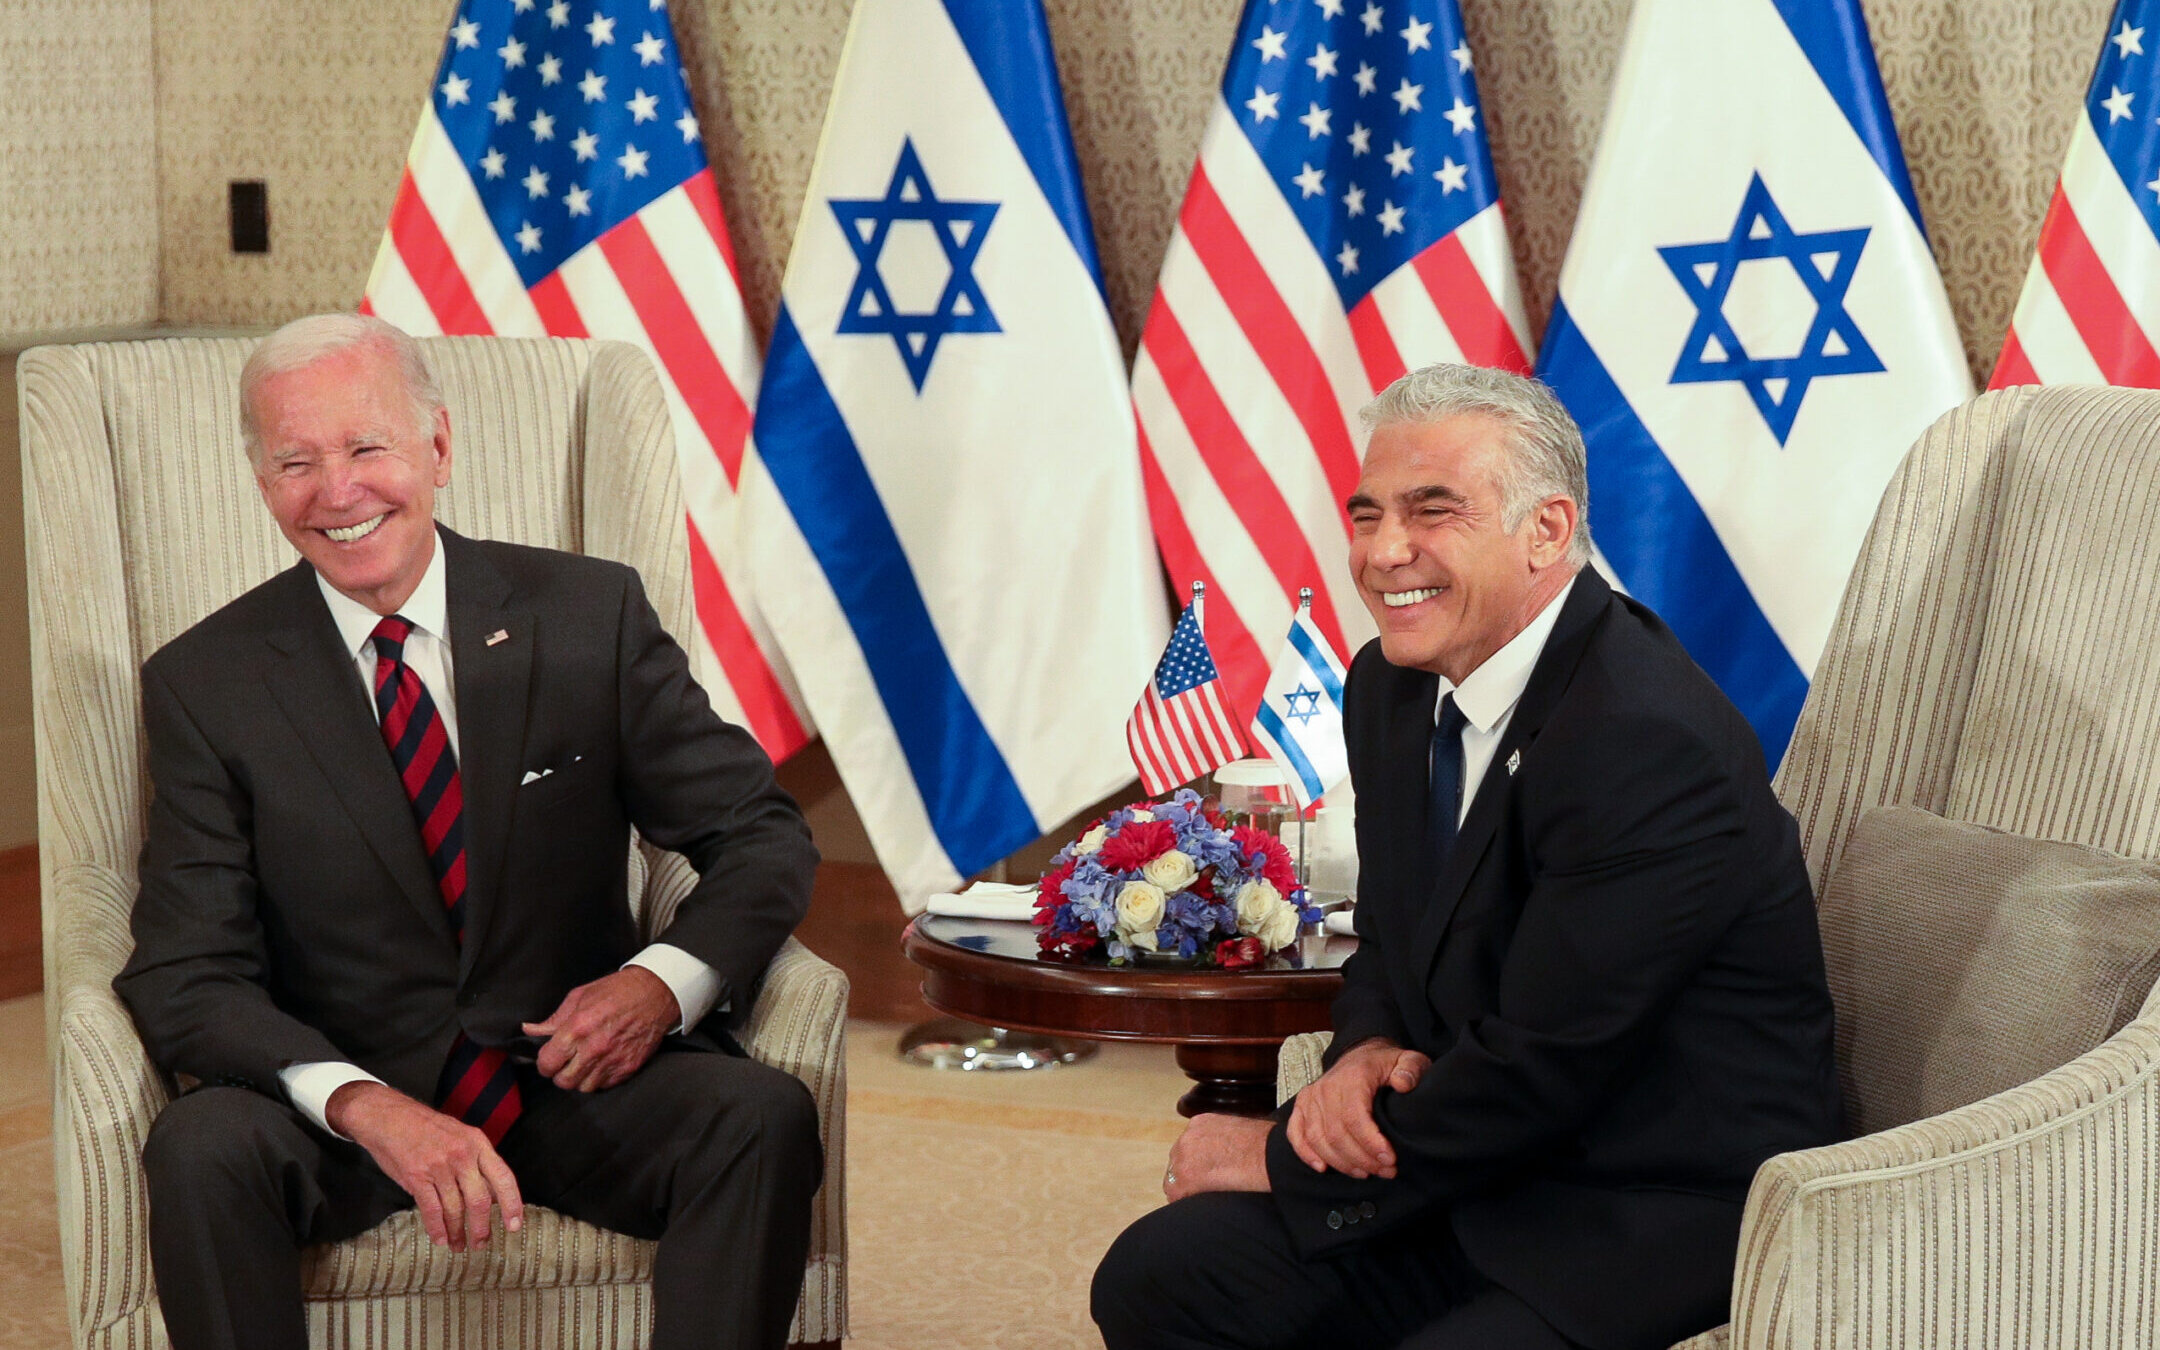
[238,313,444,464]
[1359,363,1592,565]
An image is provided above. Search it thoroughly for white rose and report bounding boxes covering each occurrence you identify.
[1129,808,1156,822]
[1114,880,1167,939]
[1257,900,1303,952]
[1141,849,1198,893]
[1076,824,1109,855]
[1233,880,1282,935]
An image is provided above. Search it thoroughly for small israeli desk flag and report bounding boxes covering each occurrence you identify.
[1535,0,1971,765]
[1249,590,1350,809]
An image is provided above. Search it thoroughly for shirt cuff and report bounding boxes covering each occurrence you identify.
[626,943,723,1032]
[278,1061,386,1139]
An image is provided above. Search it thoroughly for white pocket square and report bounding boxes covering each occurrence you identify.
[520,768,553,786]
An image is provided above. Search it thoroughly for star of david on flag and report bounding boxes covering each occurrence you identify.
[1249,592,1349,809]
[745,0,1165,909]
[831,138,1002,390]
[1133,0,1532,729]
[1992,0,2160,388]
[1536,0,1970,763]
[362,0,812,764]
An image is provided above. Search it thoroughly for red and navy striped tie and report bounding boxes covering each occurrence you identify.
[371,615,523,1145]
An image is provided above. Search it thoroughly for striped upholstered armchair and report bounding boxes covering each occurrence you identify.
[1279,384,2160,1350]
[19,336,848,1347]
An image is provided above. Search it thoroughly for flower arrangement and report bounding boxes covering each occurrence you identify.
[1033,788,1321,968]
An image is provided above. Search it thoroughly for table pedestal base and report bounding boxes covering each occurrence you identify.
[1174,1043,1282,1118]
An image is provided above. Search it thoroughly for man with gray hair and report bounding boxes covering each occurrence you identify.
[117,314,823,1350]
[1095,363,1842,1349]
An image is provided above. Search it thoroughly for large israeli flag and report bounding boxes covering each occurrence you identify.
[1537,0,1971,763]
[743,0,1166,906]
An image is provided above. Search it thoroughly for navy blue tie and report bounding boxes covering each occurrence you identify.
[1427,693,1469,872]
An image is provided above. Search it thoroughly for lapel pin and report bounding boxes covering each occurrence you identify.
[1506,749,1521,776]
[485,629,510,647]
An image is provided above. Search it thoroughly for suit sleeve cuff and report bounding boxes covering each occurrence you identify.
[626,943,723,1032]
[278,1061,385,1139]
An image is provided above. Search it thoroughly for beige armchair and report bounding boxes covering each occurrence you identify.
[19,336,848,1347]
[1279,384,2160,1349]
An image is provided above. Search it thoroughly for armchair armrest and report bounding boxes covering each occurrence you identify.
[1729,1010,2160,1349]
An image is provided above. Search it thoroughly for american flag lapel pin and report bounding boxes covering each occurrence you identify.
[1506,749,1521,776]
[486,629,510,647]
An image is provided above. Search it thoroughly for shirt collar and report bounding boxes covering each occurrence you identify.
[1437,574,1578,733]
[316,526,450,660]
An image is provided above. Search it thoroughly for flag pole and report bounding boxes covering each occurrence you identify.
[1293,589,1313,890]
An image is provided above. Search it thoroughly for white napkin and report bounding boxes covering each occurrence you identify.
[921,881,1039,921]
[1324,910,1358,937]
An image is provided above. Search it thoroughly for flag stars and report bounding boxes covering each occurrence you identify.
[1307,43,1338,80]
[1314,0,1345,15]
[579,69,607,101]
[586,13,615,44]
[513,0,534,9]
[1385,140,1415,176]
[1246,85,1282,122]
[1392,78,1423,114]
[1360,3,1384,35]
[1342,182,1366,216]
[522,165,550,199]
[440,72,471,105]
[1434,155,1467,192]
[1299,102,1332,138]
[1444,96,1478,133]
[1452,40,1473,72]
[538,53,563,84]
[2114,20,2145,59]
[634,30,666,65]
[1293,163,1327,197]
[516,221,542,253]
[1347,122,1371,155]
[546,0,569,26]
[2104,85,2136,122]
[451,16,480,49]
[1336,241,1360,275]
[1253,25,1288,61]
[1353,62,1378,96]
[677,109,700,143]
[498,36,527,68]
[565,183,592,216]
[2147,172,2160,200]
[489,90,517,123]
[528,110,555,141]
[1378,199,1406,235]
[1401,15,1432,52]
[572,128,600,161]
[479,147,506,178]
[627,88,660,122]
[617,144,650,178]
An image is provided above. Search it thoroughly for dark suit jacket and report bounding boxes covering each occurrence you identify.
[1265,568,1841,1350]
[116,528,818,1108]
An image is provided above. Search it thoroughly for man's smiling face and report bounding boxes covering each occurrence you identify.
[250,340,452,616]
[1346,412,1555,683]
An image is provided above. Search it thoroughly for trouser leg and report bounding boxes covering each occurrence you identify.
[503,1048,824,1350]
[141,1086,411,1350]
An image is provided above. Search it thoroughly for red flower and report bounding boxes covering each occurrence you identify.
[1040,928,1101,960]
[1036,856,1077,912]
[1232,826,1300,895]
[1098,819,1177,872]
[1215,936,1264,970]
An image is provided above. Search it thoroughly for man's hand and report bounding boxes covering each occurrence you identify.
[1163,1114,1274,1201]
[327,1081,523,1252]
[521,966,678,1093]
[1285,1037,1430,1179]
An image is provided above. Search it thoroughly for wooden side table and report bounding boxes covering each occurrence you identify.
[901,915,1354,1117]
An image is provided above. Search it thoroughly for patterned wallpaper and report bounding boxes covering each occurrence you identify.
[146,0,2118,384]
[0,0,159,342]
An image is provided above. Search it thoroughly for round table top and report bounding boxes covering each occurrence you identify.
[902,915,1356,1045]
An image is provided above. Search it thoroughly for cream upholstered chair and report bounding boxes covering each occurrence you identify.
[19,336,848,1348]
[1279,384,2160,1350]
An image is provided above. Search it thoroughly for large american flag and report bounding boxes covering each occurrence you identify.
[1129,588,1246,797]
[362,0,810,761]
[1992,0,2160,388]
[1133,0,1531,718]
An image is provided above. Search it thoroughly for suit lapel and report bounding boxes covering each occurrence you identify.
[261,568,452,943]
[441,531,534,974]
[1408,570,1616,976]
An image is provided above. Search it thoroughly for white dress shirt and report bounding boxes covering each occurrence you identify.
[279,530,722,1135]
[1434,576,1577,827]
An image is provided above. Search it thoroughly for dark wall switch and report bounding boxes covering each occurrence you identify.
[230,180,269,254]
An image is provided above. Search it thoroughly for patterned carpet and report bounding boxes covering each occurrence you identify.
[0,995,1186,1348]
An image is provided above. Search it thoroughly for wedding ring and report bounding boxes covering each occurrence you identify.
[1164,1168,1176,1187]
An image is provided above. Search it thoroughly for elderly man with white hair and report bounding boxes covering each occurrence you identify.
[1093,364,1844,1350]
[116,313,823,1350]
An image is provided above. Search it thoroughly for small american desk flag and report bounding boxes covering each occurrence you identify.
[1130,586,1247,797]
[1992,0,2160,388]
[362,0,810,762]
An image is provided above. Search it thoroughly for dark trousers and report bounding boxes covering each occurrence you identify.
[1093,1192,1581,1350]
[142,1048,823,1350]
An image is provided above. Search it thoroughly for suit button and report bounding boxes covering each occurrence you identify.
[1359,1201,1376,1219]
[1326,1210,1343,1230]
